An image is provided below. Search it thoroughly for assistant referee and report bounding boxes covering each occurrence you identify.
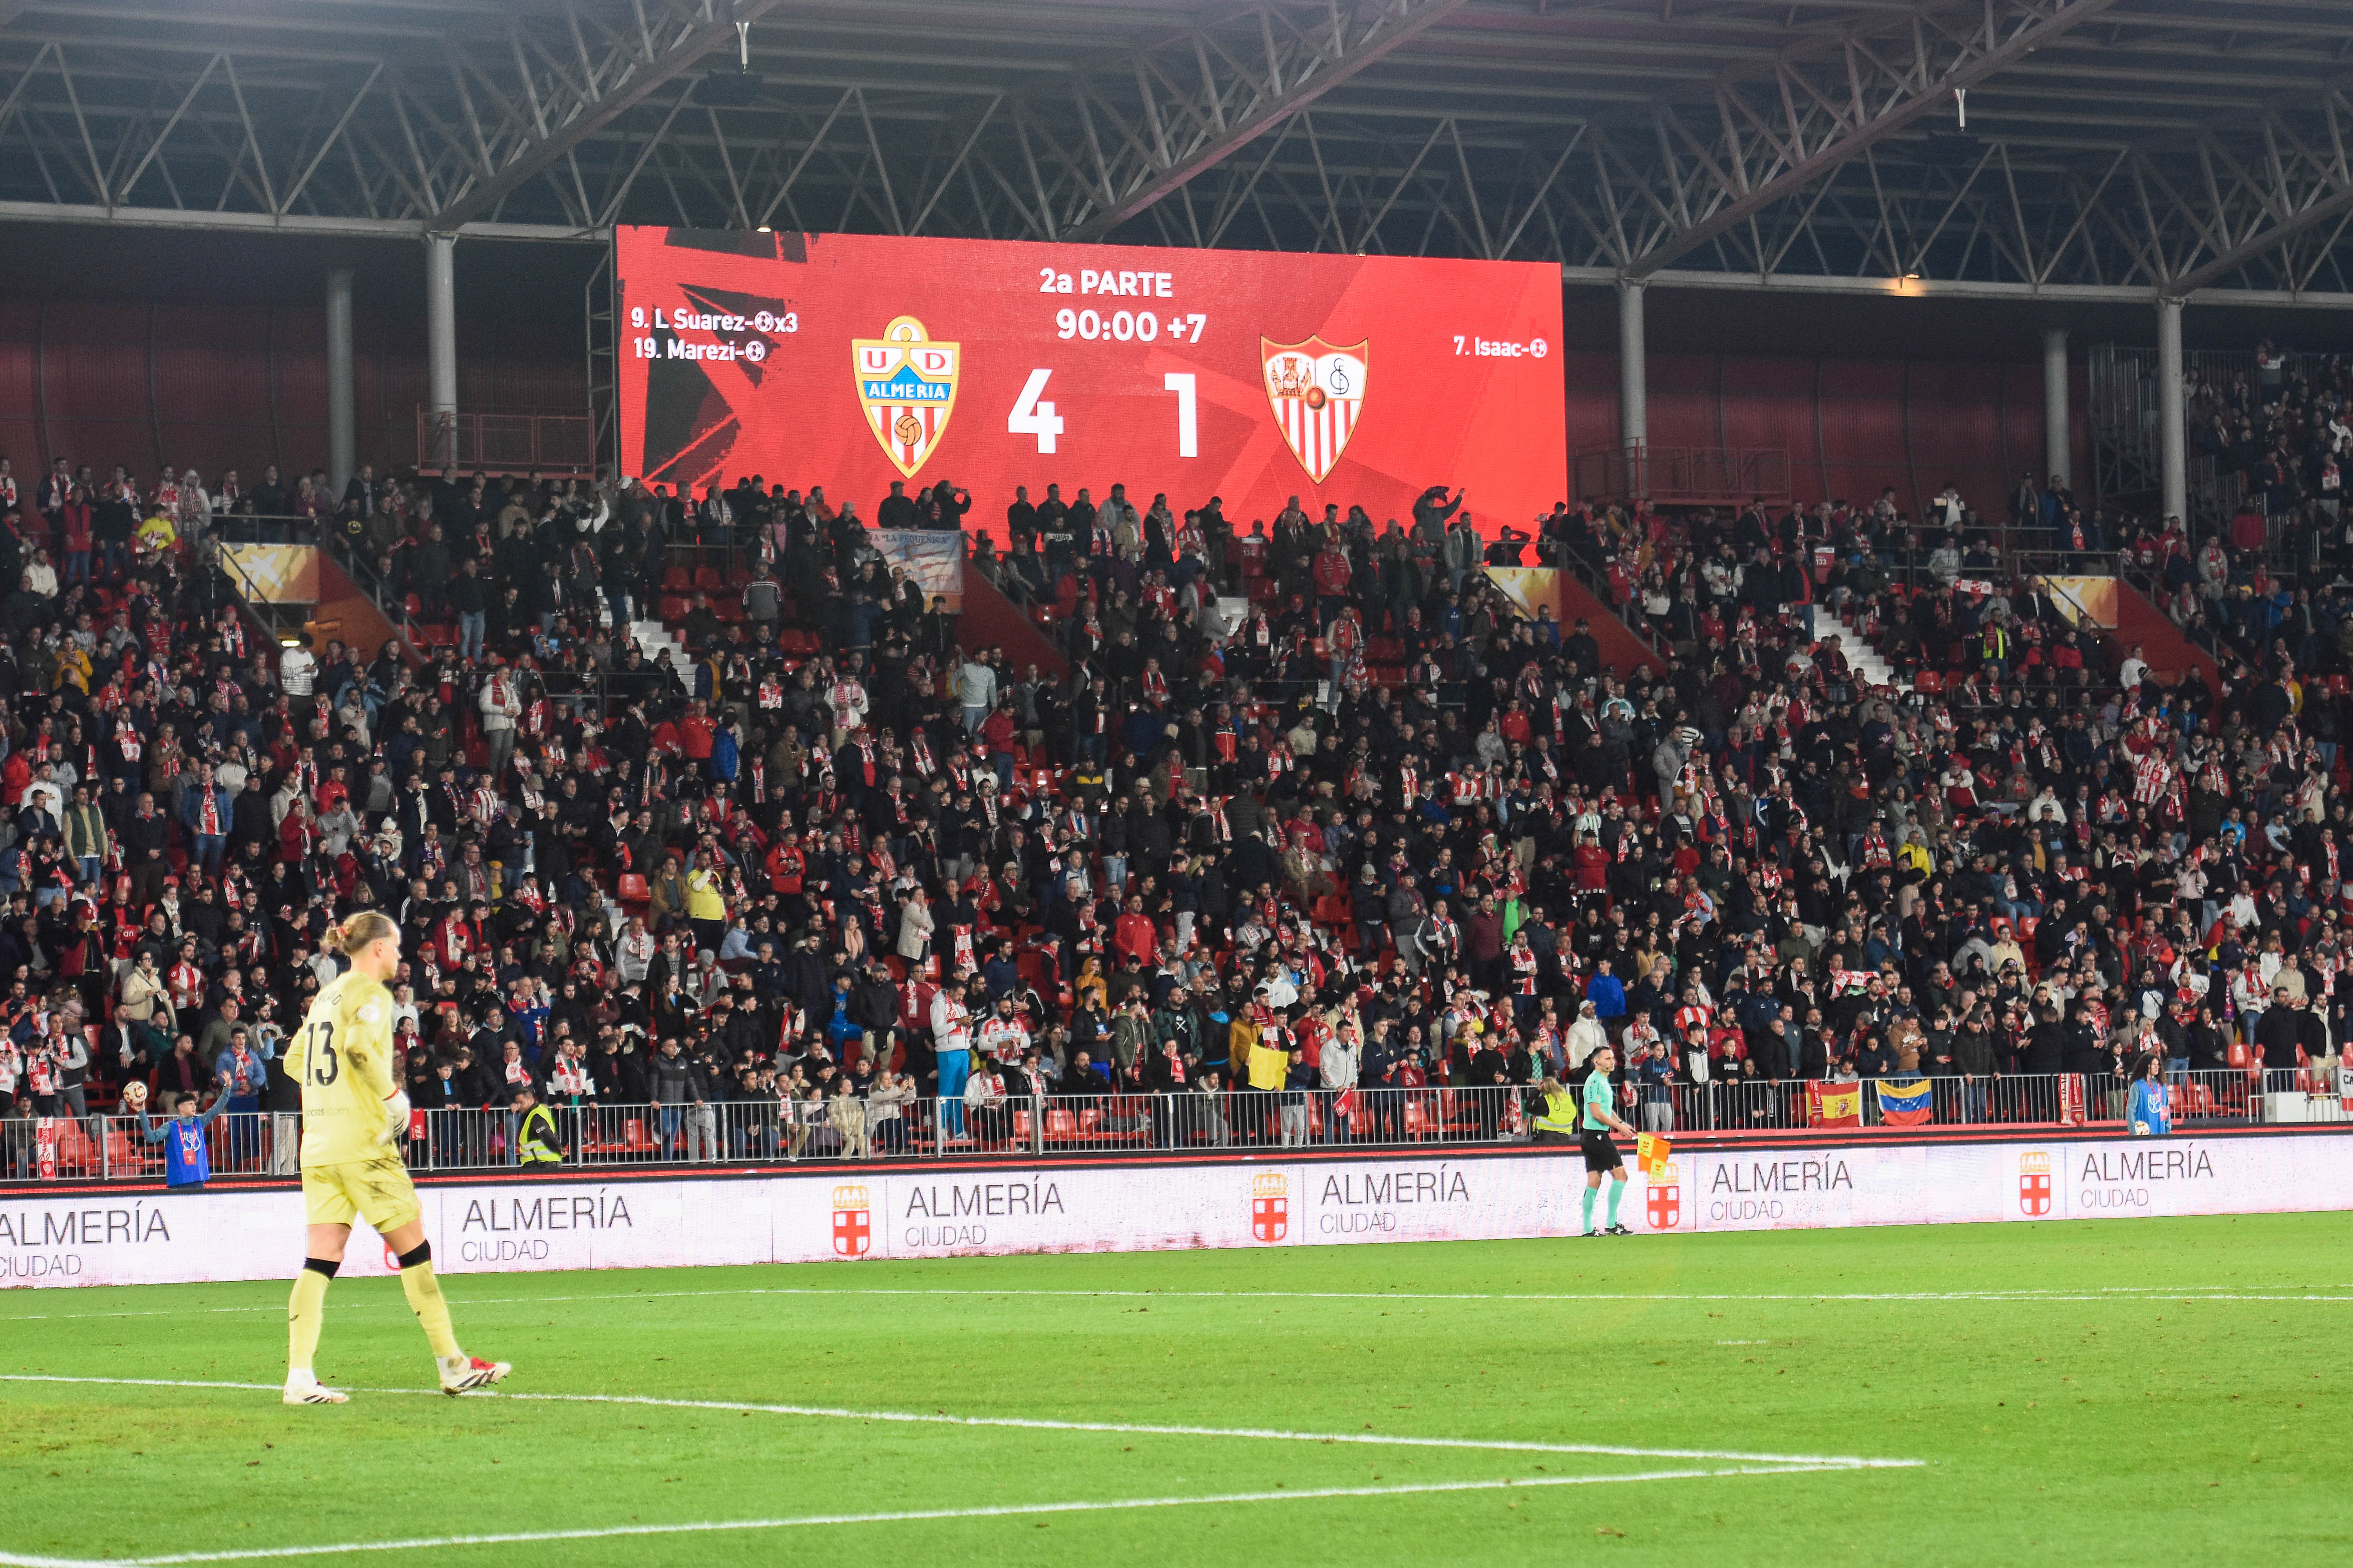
[1578,1043,1636,1237]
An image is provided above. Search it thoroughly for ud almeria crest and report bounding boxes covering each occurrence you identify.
[853,315,959,478]
[1261,334,1368,484]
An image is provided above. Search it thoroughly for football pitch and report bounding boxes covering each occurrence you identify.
[1,1213,2346,1567]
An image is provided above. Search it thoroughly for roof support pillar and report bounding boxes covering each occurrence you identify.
[2157,297,2186,525]
[424,233,457,474]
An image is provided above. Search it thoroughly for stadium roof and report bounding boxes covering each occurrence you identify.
[1,0,2348,305]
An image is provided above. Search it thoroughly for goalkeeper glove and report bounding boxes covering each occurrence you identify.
[383,1091,413,1146]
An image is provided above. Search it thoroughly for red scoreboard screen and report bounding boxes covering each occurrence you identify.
[613,228,1566,536]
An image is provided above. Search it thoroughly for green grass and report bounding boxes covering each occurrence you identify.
[2,1214,2348,1566]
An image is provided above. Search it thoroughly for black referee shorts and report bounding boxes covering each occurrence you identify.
[1580,1129,1622,1173]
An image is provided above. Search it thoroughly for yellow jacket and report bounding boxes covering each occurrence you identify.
[685,866,726,922]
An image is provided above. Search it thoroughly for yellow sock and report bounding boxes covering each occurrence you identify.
[400,1259,462,1360]
[287,1267,330,1378]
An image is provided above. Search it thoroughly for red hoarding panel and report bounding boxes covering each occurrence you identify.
[1560,349,1619,457]
[1816,361,1912,513]
[614,229,1567,538]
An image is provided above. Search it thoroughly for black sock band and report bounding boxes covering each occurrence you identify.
[395,1241,431,1269]
[303,1257,341,1279]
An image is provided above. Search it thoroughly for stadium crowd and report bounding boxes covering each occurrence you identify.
[0,407,2349,1178]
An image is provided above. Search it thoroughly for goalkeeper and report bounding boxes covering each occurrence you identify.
[280,910,511,1406]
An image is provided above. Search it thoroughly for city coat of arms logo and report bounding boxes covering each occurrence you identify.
[1251,1172,1289,1243]
[833,1183,873,1257]
[1261,334,1368,483]
[1645,1161,1681,1230]
[853,315,959,478]
[2019,1152,2052,1217]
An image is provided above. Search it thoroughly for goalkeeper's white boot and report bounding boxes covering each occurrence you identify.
[439,1353,511,1395]
[283,1374,348,1406]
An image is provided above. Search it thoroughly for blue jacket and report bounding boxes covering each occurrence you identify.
[2128,1078,2171,1136]
[1585,973,1627,1018]
[213,1041,273,1099]
[179,782,233,836]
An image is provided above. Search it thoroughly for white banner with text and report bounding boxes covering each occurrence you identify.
[6,1130,2348,1288]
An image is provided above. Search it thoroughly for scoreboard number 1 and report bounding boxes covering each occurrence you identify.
[1007,367,1200,458]
[1164,373,1198,458]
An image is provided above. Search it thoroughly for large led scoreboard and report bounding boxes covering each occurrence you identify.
[614,227,1567,535]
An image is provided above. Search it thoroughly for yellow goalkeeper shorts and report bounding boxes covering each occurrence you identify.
[302,1150,423,1235]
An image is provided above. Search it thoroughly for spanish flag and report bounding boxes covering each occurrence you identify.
[1806,1081,1864,1128]
[1872,1076,1934,1127]
[1636,1133,1672,1176]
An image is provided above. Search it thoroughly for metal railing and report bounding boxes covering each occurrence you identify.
[10,1071,2338,1184]
[1,1109,300,1182]
[418,408,597,476]
[1572,443,1793,506]
[394,1089,1542,1170]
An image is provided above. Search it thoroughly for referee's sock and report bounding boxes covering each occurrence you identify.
[1607,1177,1626,1228]
[396,1244,462,1360]
[1581,1185,1597,1232]
[287,1258,336,1378]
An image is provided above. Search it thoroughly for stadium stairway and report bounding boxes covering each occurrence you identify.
[1551,570,1669,675]
[958,571,1070,677]
[2113,578,2222,696]
[1817,618,1904,694]
[631,617,686,671]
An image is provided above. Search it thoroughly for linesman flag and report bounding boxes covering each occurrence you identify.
[1636,1133,1672,1176]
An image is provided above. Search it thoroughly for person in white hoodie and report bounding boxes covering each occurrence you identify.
[1566,1000,1611,1071]
[477,662,523,779]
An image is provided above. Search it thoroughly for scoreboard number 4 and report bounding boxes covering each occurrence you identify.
[1007,368,1200,459]
[1007,369,1064,453]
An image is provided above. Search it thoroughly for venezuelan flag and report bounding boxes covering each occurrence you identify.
[1807,1082,1864,1128]
[1873,1076,1935,1127]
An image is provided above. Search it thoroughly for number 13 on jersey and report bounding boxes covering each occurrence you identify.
[301,1021,338,1086]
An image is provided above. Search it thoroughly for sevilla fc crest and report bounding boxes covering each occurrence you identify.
[2019,1152,2052,1217]
[1645,1162,1681,1230]
[853,315,959,479]
[1262,334,1368,483]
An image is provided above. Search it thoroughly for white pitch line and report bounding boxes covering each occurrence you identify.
[5,1284,2347,1323]
[0,1463,1885,1567]
[0,1376,1918,1469]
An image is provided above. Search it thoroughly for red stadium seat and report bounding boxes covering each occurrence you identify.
[692,566,723,592]
[618,873,650,906]
[662,565,691,591]
[657,595,689,621]
[105,1127,151,1177]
